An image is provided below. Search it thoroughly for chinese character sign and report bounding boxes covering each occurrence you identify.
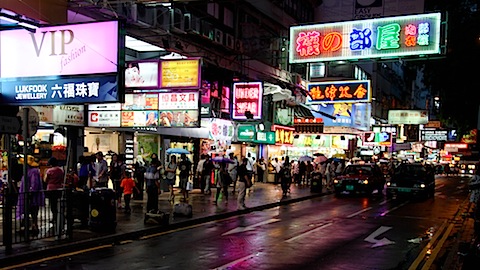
[307,80,371,104]
[289,13,441,63]
[232,82,263,120]
[272,125,295,145]
[158,91,199,110]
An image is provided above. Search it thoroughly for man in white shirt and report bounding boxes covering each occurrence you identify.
[227,153,238,193]
[196,154,206,192]
[274,157,282,184]
[246,153,254,184]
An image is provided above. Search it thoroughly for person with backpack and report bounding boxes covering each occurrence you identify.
[110,153,126,209]
[280,156,293,197]
[165,155,178,202]
[178,153,192,200]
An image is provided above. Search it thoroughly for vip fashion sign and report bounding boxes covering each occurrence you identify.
[232,82,263,120]
[307,80,371,104]
[289,13,441,63]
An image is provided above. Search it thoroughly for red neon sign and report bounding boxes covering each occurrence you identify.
[232,82,263,120]
[296,31,343,57]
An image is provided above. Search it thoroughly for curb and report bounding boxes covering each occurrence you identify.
[0,192,325,267]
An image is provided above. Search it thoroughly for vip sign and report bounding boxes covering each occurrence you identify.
[289,13,441,63]
[273,125,295,145]
[307,80,371,104]
[232,82,263,120]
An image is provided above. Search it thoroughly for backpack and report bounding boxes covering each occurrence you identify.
[282,166,292,179]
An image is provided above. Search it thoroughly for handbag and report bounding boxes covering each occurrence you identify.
[186,181,193,191]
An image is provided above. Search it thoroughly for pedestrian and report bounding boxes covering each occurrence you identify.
[280,156,293,197]
[237,158,251,210]
[44,157,64,227]
[227,153,238,194]
[121,170,138,214]
[77,155,95,190]
[94,152,109,188]
[306,161,314,185]
[293,160,300,185]
[145,159,161,212]
[165,155,178,202]
[202,155,214,195]
[273,157,282,184]
[246,153,254,183]
[214,162,230,205]
[178,153,192,200]
[110,153,126,209]
[299,160,306,184]
[16,155,45,235]
[196,154,206,192]
[133,155,146,200]
[255,157,266,183]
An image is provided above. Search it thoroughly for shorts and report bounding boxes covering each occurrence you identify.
[179,177,188,189]
[166,177,175,186]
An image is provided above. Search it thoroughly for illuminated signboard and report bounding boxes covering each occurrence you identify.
[372,125,397,137]
[388,110,428,124]
[289,13,442,63]
[122,111,158,127]
[444,143,468,152]
[88,111,121,127]
[158,91,199,110]
[125,61,159,88]
[420,129,447,141]
[122,93,159,110]
[272,125,295,145]
[232,82,263,120]
[160,58,201,89]
[363,131,392,146]
[311,103,371,131]
[307,80,371,104]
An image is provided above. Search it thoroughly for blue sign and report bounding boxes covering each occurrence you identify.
[0,74,119,105]
[311,103,371,131]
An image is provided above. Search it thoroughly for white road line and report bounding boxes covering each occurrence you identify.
[211,254,256,270]
[284,223,333,243]
[346,207,373,218]
[380,201,409,216]
[380,200,389,205]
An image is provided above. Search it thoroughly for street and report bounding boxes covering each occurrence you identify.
[15,175,469,270]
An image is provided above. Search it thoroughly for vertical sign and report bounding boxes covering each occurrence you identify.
[232,82,263,120]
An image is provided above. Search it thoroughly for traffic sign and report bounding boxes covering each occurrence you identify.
[17,107,39,137]
[0,116,21,134]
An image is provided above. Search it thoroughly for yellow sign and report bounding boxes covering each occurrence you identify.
[161,59,200,88]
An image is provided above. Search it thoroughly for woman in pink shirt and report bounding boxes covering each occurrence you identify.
[44,157,64,225]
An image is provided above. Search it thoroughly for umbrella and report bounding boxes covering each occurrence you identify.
[313,153,325,157]
[166,148,190,154]
[211,156,235,164]
[298,155,313,162]
[314,155,327,164]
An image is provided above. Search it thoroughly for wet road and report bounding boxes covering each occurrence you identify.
[19,175,469,270]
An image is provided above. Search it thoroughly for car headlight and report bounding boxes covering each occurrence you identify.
[420,183,426,188]
[334,179,339,184]
[358,179,368,184]
[386,181,391,186]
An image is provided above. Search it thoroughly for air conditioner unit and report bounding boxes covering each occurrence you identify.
[225,34,235,49]
[201,21,214,40]
[170,8,186,34]
[214,29,223,44]
[154,5,171,35]
[235,39,244,53]
[184,13,201,35]
[136,3,156,27]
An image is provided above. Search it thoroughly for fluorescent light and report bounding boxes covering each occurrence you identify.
[18,21,38,29]
[0,15,19,24]
[125,35,165,52]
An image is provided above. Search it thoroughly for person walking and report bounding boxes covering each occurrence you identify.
[165,155,178,202]
[227,153,238,194]
[178,153,192,200]
[133,155,146,200]
[94,152,109,188]
[273,157,282,184]
[44,157,64,228]
[120,170,138,214]
[109,153,126,209]
[16,155,45,235]
[214,162,230,205]
[145,159,161,212]
[202,155,214,195]
[77,155,95,190]
[237,158,250,210]
[246,153,254,184]
[280,156,293,197]
[196,154,206,193]
[255,157,266,183]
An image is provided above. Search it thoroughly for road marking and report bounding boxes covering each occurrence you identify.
[2,244,113,270]
[380,201,408,216]
[285,223,333,243]
[346,207,373,218]
[222,218,280,236]
[364,226,395,248]
[380,200,389,205]
[211,254,256,270]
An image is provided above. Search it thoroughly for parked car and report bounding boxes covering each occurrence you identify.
[333,163,385,196]
[386,163,435,200]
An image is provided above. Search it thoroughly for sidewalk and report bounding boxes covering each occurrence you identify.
[0,182,324,267]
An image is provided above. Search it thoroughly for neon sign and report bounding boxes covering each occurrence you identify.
[289,13,442,63]
[232,82,263,120]
[307,80,371,104]
[272,125,295,145]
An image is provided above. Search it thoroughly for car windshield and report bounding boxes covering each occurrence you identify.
[395,165,426,176]
[344,166,373,175]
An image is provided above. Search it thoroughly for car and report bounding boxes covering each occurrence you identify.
[333,163,386,196]
[386,163,435,200]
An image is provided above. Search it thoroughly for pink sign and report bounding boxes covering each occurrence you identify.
[0,21,119,78]
[232,82,263,120]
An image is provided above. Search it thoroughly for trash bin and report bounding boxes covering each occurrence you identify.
[89,188,117,232]
[310,172,323,193]
[71,189,89,228]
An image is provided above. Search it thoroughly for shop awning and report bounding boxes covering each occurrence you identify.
[294,103,314,119]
